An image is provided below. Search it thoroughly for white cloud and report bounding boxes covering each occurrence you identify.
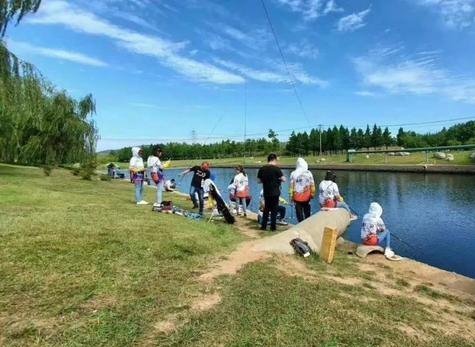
[7,40,108,67]
[337,7,371,32]
[214,59,290,83]
[323,0,344,14]
[355,90,378,97]
[214,58,327,87]
[219,24,270,49]
[286,40,319,59]
[353,48,475,103]
[415,0,475,28]
[28,1,244,85]
[112,12,158,32]
[129,102,162,109]
[276,0,343,21]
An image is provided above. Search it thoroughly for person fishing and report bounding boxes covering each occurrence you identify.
[257,153,286,231]
[129,146,148,205]
[164,178,176,192]
[289,158,315,222]
[233,165,251,217]
[318,171,356,220]
[147,146,164,207]
[361,202,396,260]
[180,162,211,216]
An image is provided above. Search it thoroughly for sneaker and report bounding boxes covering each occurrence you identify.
[350,214,358,221]
[137,200,148,205]
[384,248,395,258]
[277,218,288,226]
[153,202,162,207]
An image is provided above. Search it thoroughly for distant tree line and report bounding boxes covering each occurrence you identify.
[286,121,475,155]
[0,1,98,170]
[111,122,474,161]
[113,130,281,161]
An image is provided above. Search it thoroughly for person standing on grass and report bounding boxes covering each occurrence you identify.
[147,146,164,207]
[129,147,148,205]
[180,162,211,216]
[290,158,315,222]
[233,165,250,217]
[257,153,286,231]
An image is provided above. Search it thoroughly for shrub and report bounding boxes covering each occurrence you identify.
[99,174,111,181]
[79,159,97,180]
[42,165,53,176]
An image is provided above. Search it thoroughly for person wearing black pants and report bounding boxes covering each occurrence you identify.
[180,162,211,216]
[257,153,286,231]
[295,201,311,222]
[261,195,279,231]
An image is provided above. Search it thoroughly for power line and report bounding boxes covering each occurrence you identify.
[260,0,312,127]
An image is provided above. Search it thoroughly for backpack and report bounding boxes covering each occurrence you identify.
[290,238,312,257]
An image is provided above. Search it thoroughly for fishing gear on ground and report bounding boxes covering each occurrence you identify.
[290,238,312,258]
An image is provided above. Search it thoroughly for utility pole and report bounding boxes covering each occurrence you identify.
[318,124,322,157]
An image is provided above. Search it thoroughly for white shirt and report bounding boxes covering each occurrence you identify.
[147,155,162,173]
[318,180,340,205]
[233,173,249,195]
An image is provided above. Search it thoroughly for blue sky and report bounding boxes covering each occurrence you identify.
[5,0,475,150]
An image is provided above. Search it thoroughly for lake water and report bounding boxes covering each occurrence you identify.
[124,167,475,279]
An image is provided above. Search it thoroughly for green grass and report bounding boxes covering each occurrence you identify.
[396,279,411,288]
[413,284,457,302]
[105,150,474,170]
[0,164,244,346]
[1,164,473,346]
[158,260,473,347]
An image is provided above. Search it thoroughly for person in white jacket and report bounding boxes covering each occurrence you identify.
[129,147,147,205]
[318,171,355,214]
[233,165,250,216]
[147,147,164,207]
[361,202,395,259]
[289,158,315,222]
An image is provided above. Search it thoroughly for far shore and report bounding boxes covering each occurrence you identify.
[102,150,475,175]
[210,163,475,174]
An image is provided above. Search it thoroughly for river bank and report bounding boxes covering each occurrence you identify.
[2,163,474,346]
[105,150,475,174]
[212,163,475,174]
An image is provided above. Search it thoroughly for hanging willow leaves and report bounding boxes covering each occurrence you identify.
[0,0,98,170]
[0,0,42,37]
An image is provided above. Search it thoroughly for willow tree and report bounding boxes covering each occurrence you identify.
[0,0,42,36]
[0,0,98,169]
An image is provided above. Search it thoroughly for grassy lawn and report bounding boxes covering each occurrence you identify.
[1,164,474,346]
[159,258,474,347]
[104,150,474,170]
[0,164,244,346]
